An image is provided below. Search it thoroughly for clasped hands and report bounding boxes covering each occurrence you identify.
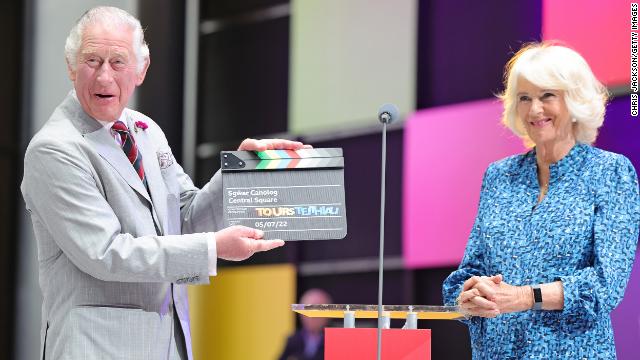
[215,138,312,261]
[457,274,533,318]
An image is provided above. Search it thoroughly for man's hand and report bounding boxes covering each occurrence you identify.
[238,138,312,151]
[215,225,285,261]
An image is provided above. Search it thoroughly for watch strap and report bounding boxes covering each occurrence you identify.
[531,284,543,310]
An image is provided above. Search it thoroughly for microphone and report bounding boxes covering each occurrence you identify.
[378,103,399,124]
[375,103,399,360]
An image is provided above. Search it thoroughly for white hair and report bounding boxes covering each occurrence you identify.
[499,42,608,146]
[65,6,149,74]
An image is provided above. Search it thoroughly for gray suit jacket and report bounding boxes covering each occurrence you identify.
[21,91,224,359]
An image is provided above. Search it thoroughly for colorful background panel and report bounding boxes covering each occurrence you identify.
[403,99,525,268]
[543,0,631,86]
[289,0,417,133]
[188,264,296,360]
[596,97,640,359]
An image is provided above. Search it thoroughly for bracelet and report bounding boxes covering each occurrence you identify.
[531,284,543,310]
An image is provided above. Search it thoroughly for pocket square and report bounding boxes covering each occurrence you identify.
[157,151,174,169]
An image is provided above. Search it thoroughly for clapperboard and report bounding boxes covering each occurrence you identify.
[221,148,347,241]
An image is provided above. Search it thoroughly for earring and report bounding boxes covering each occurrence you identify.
[571,118,577,123]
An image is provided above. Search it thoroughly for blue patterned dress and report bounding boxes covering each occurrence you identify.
[442,143,640,359]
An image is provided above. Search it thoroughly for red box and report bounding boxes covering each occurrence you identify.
[325,328,431,360]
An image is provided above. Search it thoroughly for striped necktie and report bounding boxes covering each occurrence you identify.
[111,121,146,184]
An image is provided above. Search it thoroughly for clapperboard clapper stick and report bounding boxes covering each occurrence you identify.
[221,148,347,241]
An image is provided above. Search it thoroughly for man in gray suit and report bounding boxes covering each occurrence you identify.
[21,6,307,359]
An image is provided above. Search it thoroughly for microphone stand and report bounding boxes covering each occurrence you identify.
[376,119,387,360]
[376,103,397,360]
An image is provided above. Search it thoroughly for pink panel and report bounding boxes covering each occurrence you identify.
[543,0,630,86]
[403,99,525,268]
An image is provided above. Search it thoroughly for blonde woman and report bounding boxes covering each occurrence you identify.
[443,42,640,359]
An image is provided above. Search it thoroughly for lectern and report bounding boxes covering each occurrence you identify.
[292,304,463,359]
[288,104,465,359]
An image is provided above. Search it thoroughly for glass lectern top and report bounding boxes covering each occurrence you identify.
[292,304,464,320]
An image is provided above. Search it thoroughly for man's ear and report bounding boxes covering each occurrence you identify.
[66,58,76,82]
[136,58,150,86]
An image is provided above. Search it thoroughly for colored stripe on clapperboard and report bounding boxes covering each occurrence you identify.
[255,149,342,169]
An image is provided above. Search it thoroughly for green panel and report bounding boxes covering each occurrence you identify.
[289,0,417,134]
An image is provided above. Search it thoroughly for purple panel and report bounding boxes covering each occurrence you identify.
[597,96,640,360]
[297,131,405,262]
[416,0,542,108]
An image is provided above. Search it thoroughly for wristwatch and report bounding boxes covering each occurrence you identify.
[531,284,543,310]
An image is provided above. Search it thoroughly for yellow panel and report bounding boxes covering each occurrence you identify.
[188,264,296,360]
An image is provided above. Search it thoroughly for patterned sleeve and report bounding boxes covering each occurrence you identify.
[556,155,640,323]
[442,164,494,306]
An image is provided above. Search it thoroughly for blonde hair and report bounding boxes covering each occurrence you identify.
[65,6,149,74]
[498,42,608,146]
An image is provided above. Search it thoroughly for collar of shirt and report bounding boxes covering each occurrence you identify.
[70,89,128,146]
[523,143,589,186]
[101,113,128,147]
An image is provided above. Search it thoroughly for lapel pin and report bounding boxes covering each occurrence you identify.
[135,121,148,133]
